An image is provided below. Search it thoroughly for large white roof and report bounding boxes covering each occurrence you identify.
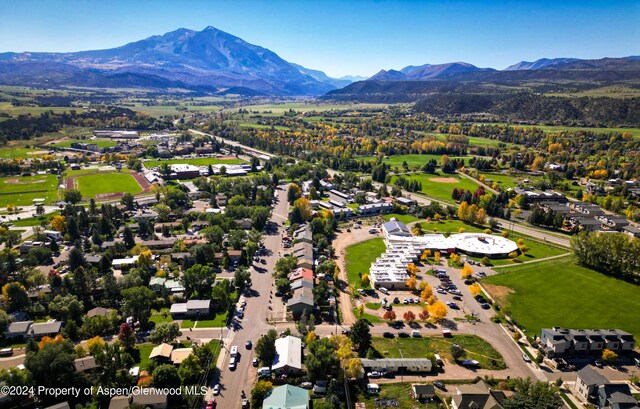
[273,336,302,371]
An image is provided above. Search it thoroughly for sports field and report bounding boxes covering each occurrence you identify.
[52,138,117,149]
[144,157,245,168]
[74,173,142,198]
[390,173,481,203]
[345,237,386,289]
[359,154,468,169]
[482,256,640,340]
[0,174,59,207]
[0,147,48,160]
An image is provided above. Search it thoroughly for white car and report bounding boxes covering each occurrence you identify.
[212,384,220,395]
[522,354,532,363]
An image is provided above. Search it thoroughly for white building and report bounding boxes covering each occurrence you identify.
[272,336,302,375]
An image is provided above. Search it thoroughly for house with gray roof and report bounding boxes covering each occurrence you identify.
[382,220,411,238]
[575,366,609,402]
[29,320,62,339]
[287,287,313,319]
[597,383,638,409]
[450,380,509,409]
[540,328,635,358]
[4,321,33,339]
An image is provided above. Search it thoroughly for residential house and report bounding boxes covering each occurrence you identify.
[149,277,167,292]
[74,356,100,372]
[288,268,313,283]
[170,348,193,365]
[164,279,185,294]
[85,254,104,266]
[411,384,436,400]
[272,336,303,375]
[86,307,115,319]
[109,388,168,409]
[293,225,313,244]
[328,190,350,205]
[575,366,609,402]
[3,321,33,339]
[287,287,314,319]
[597,383,638,409]
[450,380,509,409]
[262,384,309,409]
[293,241,313,270]
[154,221,182,234]
[540,328,635,358]
[170,300,211,318]
[235,218,253,230]
[357,202,393,216]
[29,320,62,339]
[149,343,173,363]
[396,197,416,207]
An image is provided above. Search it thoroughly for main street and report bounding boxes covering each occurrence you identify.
[203,184,289,408]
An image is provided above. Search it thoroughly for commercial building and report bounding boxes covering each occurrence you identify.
[169,164,200,179]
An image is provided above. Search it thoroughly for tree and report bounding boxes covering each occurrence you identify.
[122,286,155,328]
[121,193,135,210]
[406,263,418,275]
[461,263,473,279]
[434,252,441,264]
[234,267,251,289]
[293,197,313,221]
[349,319,372,355]
[2,282,30,312]
[63,189,82,204]
[276,278,291,295]
[122,226,135,249]
[51,215,66,232]
[427,301,448,322]
[601,348,618,363]
[153,203,171,222]
[24,337,76,393]
[255,329,277,366]
[469,283,482,296]
[251,380,273,408]
[305,337,338,380]
[178,354,204,385]
[383,310,396,323]
[287,184,302,204]
[152,364,181,388]
[118,323,136,350]
[406,275,417,291]
[67,247,86,271]
[418,309,429,321]
[182,264,213,298]
[149,322,182,345]
[502,378,562,409]
[451,343,465,360]
[48,294,84,324]
[403,311,416,323]
[420,285,433,302]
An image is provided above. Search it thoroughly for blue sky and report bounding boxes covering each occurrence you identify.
[0,0,637,77]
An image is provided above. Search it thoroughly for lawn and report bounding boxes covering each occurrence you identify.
[10,211,61,227]
[74,173,142,198]
[144,157,245,168]
[0,174,59,207]
[350,382,443,409]
[345,238,386,289]
[418,219,486,233]
[482,256,640,340]
[135,343,154,371]
[382,213,419,224]
[478,172,542,190]
[371,334,505,370]
[180,312,227,329]
[359,154,468,169]
[52,138,117,149]
[0,146,47,160]
[390,173,481,203]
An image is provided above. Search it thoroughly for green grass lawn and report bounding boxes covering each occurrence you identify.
[75,173,142,198]
[350,382,443,409]
[179,312,227,329]
[382,213,419,224]
[358,154,468,169]
[10,211,61,227]
[135,343,154,371]
[482,256,640,340]
[390,173,481,203]
[52,138,117,149]
[149,314,173,325]
[144,157,245,168]
[345,238,386,289]
[0,174,59,207]
[418,219,486,233]
[0,146,47,159]
[371,334,505,370]
[478,172,542,190]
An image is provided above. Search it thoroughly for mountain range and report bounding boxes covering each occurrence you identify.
[0,25,638,97]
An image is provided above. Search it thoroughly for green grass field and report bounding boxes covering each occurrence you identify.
[52,138,117,149]
[382,213,420,224]
[482,256,640,340]
[350,383,443,409]
[0,146,48,160]
[0,174,59,207]
[478,172,541,189]
[390,173,481,203]
[418,219,486,233]
[372,334,505,370]
[229,102,390,115]
[0,101,87,117]
[75,173,142,198]
[359,154,468,169]
[345,238,386,289]
[474,122,640,138]
[144,157,245,168]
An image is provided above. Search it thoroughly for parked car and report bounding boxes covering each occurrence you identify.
[437,288,447,294]
[403,297,408,304]
[452,295,462,301]
[252,358,259,367]
[522,354,531,363]
[205,400,216,409]
[245,340,252,349]
[300,382,313,389]
[383,332,394,338]
[212,385,220,395]
[433,381,446,391]
[398,331,409,338]
[393,297,400,304]
[367,371,382,378]
[480,303,491,309]
[594,359,604,368]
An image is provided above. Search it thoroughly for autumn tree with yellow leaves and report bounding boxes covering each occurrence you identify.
[428,301,448,322]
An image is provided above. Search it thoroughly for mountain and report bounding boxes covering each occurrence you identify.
[369,69,408,81]
[399,64,431,74]
[289,63,352,89]
[404,62,495,79]
[0,26,344,96]
[504,58,581,71]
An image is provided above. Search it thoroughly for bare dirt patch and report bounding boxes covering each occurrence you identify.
[27,150,49,155]
[429,177,458,183]
[4,178,47,185]
[482,283,514,308]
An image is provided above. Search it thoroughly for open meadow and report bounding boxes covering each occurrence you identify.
[390,173,481,203]
[345,237,386,289]
[482,256,640,340]
[0,174,59,206]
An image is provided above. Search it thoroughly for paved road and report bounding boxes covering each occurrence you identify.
[188,129,274,159]
[206,185,288,407]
